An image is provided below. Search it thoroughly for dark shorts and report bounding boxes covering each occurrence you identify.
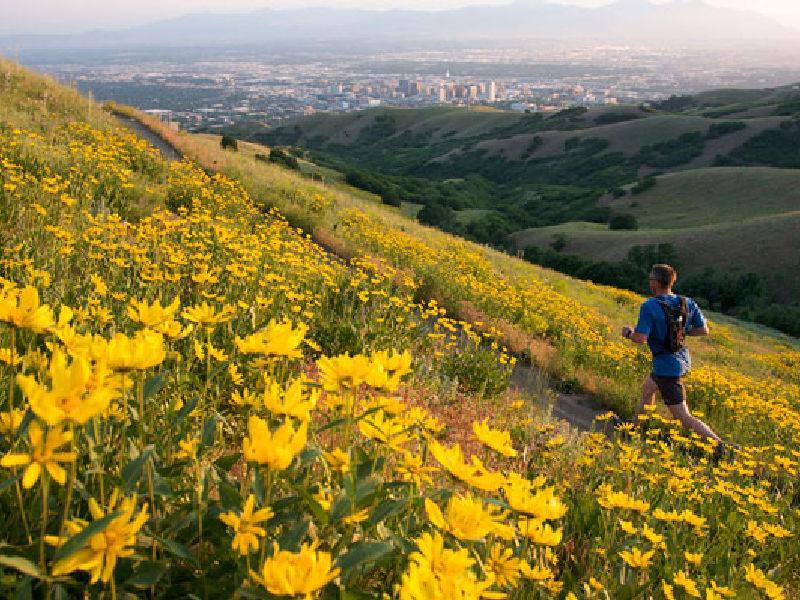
[651,374,686,406]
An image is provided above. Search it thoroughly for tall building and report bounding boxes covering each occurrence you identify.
[488,81,497,102]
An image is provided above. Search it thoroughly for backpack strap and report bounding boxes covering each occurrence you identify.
[654,296,686,356]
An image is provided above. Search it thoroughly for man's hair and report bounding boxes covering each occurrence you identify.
[651,264,677,288]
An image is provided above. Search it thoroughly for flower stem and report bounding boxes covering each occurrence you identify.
[58,426,76,539]
[7,327,16,412]
[259,468,273,567]
[40,470,50,573]
[15,479,32,544]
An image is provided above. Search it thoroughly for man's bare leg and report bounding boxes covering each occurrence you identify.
[635,375,659,418]
[668,401,722,443]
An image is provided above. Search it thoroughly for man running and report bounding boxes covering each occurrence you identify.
[620,264,723,444]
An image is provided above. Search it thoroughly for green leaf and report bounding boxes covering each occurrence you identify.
[124,560,167,588]
[13,576,32,600]
[154,536,197,567]
[214,453,241,471]
[335,541,393,572]
[201,414,219,447]
[53,511,122,563]
[0,555,43,579]
[218,479,242,510]
[277,519,309,552]
[354,476,381,504]
[330,494,352,522]
[152,472,173,498]
[121,451,151,493]
[290,483,328,526]
[298,448,321,467]
[367,498,406,527]
[0,473,21,494]
[176,397,198,422]
[143,373,166,400]
[316,417,346,433]
[13,409,34,442]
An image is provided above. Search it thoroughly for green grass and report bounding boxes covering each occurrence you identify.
[270,105,524,147]
[513,212,800,300]
[400,201,423,218]
[453,208,493,225]
[514,166,800,299]
[605,167,800,228]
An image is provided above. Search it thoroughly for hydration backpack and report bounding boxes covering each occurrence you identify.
[657,296,688,354]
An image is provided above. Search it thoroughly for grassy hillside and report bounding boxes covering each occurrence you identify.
[601,167,800,228]
[514,212,800,294]
[250,93,800,334]
[2,60,800,599]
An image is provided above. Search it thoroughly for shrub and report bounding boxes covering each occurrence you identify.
[608,214,638,230]
[439,344,512,398]
[706,121,746,139]
[220,135,238,151]
[268,147,300,170]
[551,233,568,252]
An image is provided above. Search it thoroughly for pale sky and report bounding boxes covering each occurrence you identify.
[3,0,800,34]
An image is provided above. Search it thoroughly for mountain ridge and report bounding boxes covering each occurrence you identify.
[2,0,798,50]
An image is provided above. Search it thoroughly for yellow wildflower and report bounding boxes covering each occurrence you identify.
[0,421,76,488]
[243,416,307,471]
[323,448,350,474]
[182,302,235,328]
[94,330,166,371]
[235,319,308,360]
[619,547,655,568]
[472,418,517,457]
[485,543,523,588]
[263,377,318,422]
[48,490,148,583]
[127,297,180,328]
[252,542,340,598]
[675,570,701,598]
[0,286,55,333]
[17,348,118,426]
[425,494,512,541]
[517,518,563,546]
[219,495,273,556]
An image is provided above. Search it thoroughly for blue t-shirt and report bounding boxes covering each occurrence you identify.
[634,294,706,377]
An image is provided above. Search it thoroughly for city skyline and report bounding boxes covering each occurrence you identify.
[4,0,800,35]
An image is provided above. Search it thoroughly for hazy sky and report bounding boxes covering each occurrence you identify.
[4,0,800,34]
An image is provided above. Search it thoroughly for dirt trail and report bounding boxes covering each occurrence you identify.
[115,115,183,162]
[510,364,606,432]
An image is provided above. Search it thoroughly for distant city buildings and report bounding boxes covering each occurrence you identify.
[43,43,798,132]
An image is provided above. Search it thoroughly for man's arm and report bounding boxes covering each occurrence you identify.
[622,302,651,344]
[621,326,648,344]
[687,300,709,336]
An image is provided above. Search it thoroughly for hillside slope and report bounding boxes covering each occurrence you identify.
[254,88,800,333]
[2,60,799,598]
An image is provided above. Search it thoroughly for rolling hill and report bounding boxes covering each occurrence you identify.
[253,82,800,334]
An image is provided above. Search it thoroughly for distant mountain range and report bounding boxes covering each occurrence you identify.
[2,0,798,50]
